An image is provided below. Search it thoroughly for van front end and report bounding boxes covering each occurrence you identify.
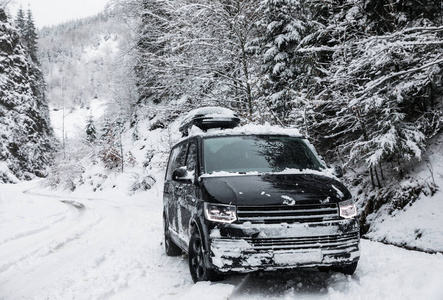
[208,217,360,273]
[203,200,360,274]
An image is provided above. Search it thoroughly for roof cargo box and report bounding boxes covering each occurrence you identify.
[179,107,240,136]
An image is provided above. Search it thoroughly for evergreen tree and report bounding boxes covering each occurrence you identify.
[256,0,318,125]
[99,118,112,141]
[15,7,25,36]
[85,116,96,143]
[0,8,56,183]
[24,8,38,62]
[15,7,38,62]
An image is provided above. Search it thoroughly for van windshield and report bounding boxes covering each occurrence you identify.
[203,136,324,174]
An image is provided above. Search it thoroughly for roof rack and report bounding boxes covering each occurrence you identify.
[179,107,241,137]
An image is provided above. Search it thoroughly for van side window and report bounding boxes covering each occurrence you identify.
[166,143,187,180]
[186,142,197,172]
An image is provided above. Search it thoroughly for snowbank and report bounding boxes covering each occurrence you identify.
[361,132,443,253]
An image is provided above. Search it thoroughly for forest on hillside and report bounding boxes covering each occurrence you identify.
[115,0,443,234]
[122,0,443,204]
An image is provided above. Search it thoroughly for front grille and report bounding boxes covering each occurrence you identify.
[243,232,359,251]
[237,204,339,224]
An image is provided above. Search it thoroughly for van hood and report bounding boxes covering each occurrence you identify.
[200,173,352,206]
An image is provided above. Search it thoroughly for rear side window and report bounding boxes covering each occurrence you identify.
[186,142,198,172]
[165,143,187,180]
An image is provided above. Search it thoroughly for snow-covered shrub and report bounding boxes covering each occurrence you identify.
[98,145,122,170]
[85,173,108,192]
[129,173,156,194]
[143,149,155,168]
[98,119,124,171]
[125,151,137,168]
[45,158,85,191]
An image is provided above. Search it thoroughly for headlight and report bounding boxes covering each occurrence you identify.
[204,203,237,223]
[339,199,357,219]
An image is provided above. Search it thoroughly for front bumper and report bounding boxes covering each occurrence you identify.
[209,219,360,272]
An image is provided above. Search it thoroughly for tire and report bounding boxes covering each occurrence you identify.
[163,216,182,256]
[188,231,218,283]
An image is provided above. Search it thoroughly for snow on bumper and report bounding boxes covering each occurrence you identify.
[209,219,360,272]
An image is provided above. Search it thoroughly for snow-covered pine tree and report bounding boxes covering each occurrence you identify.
[85,115,96,143]
[24,8,38,62]
[15,8,38,62]
[14,6,25,36]
[256,0,317,125]
[14,8,47,126]
[298,0,443,186]
[0,8,56,182]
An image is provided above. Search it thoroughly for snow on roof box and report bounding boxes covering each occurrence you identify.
[179,106,241,136]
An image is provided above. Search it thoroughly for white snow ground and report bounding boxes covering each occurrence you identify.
[1,179,443,300]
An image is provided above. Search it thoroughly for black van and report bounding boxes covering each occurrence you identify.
[163,107,360,283]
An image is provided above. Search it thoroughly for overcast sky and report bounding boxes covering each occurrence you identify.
[9,0,110,28]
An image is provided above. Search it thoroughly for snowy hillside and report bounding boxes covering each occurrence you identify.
[363,133,443,253]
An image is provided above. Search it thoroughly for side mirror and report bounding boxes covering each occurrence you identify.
[332,165,344,178]
[172,167,193,183]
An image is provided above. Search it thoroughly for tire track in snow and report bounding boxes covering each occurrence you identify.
[51,203,164,299]
[0,183,166,300]
[0,202,103,274]
[0,210,70,246]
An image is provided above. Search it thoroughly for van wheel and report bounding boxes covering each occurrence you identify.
[163,216,181,256]
[188,232,217,282]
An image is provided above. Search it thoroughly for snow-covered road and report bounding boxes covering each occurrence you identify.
[1,181,443,300]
